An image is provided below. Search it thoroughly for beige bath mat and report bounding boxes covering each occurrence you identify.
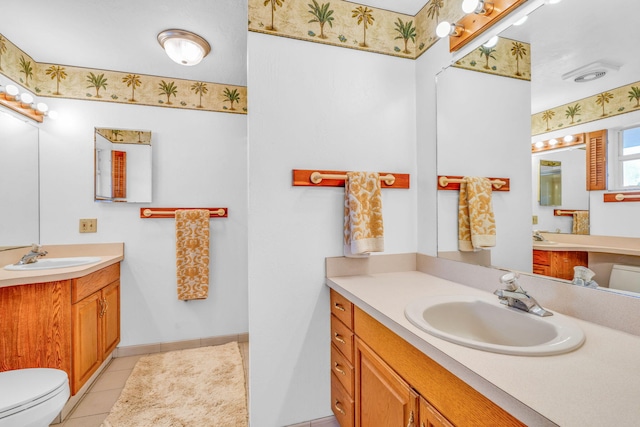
[101,342,247,427]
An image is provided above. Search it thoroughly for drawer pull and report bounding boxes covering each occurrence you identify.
[334,362,346,375]
[407,410,415,427]
[334,399,346,415]
[333,333,346,344]
[333,302,346,312]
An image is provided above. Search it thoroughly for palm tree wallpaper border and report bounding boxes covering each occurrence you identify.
[453,37,531,81]
[532,81,640,136]
[249,0,466,60]
[0,34,247,115]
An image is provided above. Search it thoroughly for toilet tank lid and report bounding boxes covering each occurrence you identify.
[612,264,640,272]
[0,368,69,415]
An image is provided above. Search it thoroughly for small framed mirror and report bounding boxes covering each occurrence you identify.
[539,160,561,206]
[94,128,152,203]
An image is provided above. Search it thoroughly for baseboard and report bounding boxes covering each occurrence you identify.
[286,416,339,427]
[114,332,249,357]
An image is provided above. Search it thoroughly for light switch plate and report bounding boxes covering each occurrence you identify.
[532,215,538,225]
[79,218,97,233]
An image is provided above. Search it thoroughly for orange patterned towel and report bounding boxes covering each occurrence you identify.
[176,209,210,300]
[344,172,384,257]
[572,211,589,235]
[458,177,496,252]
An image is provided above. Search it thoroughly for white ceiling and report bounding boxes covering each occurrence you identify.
[1,0,247,86]
[2,0,637,115]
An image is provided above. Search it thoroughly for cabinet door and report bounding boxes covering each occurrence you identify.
[551,251,588,280]
[355,338,418,427]
[72,292,102,394]
[101,280,120,359]
[419,397,453,427]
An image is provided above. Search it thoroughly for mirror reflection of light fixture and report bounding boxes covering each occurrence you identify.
[563,135,575,143]
[548,138,559,146]
[483,35,499,48]
[157,29,211,66]
[436,21,464,38]
[462,0,494,15]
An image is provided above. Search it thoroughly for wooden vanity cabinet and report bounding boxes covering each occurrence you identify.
[533,250,588,280]
[330,289,525,427]
[0,263,120,396]
[71,263,120,394]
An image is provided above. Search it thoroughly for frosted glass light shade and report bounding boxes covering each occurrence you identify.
[157,29,211,66]
[462,0,481,13]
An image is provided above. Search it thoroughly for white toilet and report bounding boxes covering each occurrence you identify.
[609,264,640,293]
[0,368,70,427]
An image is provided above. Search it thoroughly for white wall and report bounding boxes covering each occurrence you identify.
[531,148,588,233]
[535,109,640,237]
[247,33,417,426]
[37,97,248,346]
[436,67,532,272]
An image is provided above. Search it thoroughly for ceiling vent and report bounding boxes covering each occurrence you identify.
[561,61,621,83]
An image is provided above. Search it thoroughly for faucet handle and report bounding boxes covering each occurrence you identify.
[499,272,519,290]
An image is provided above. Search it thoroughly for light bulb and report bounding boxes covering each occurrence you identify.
[36,102,49,113]
[462,0,481,14]
[18,92,34,104]
[549,138,558,146]
[563,135,574,143]
[5,85,19,98]
[436,21,463,38]
[535,141,545,148]
[483,36,499,48]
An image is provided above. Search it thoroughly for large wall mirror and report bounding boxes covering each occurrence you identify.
[436,0,640,293]
[0,110,39,250]
[94,128,152,203]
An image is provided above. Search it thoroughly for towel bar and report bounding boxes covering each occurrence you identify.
[292,169,410,188]
[437,175,510,191]
[554,209,588,216]
[140,208,228,218]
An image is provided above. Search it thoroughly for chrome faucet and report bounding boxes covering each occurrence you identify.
[15,244,48,265]
[532,230,546,241]
[494,272,553,317]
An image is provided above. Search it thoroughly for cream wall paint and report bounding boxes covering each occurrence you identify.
[247,33,417,426]
[36,97,248,346]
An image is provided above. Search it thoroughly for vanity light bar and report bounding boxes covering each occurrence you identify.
[0,84,58,123]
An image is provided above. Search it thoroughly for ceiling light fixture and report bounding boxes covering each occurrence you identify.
[436,21,464,38]
[157,29,211,66]
[462,0,494,15]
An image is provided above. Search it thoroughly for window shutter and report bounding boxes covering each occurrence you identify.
[586,129,606,191]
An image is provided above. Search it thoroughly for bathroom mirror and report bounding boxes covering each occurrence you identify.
[0,109,40,250]
[94,128,152,203]
[538,160,561,206]
[435,0,640,284]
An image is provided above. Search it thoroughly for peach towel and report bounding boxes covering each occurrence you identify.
[176,209,210,300]
[572,211,589,235]
[344,172,384,257]
[458,177,496,252]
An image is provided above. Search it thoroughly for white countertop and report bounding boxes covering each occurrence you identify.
[533,234,640,256]
[327,270,640,427]
[0,243,124,288]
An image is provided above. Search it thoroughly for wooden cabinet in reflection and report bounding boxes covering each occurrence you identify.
[533,250,588,280]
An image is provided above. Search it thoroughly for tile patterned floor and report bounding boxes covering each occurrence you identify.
[50,341,249,427]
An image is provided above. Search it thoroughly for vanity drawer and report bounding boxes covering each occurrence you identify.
[331,343,354,395]
[330,289,353,328]
[533,250,550,266]
[331,314,354,362]
[331,372,354,427]
[533,264,550,276]
[72,263,120,303]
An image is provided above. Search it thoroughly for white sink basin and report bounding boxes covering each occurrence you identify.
[405,295,585,356]
[4,257,101,271]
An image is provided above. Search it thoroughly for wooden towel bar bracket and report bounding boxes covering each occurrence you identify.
[437,176,510,191]
[140,208,228,218]
[554,209,588,216]
[292,169,410,189]
[604,192,640,202]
